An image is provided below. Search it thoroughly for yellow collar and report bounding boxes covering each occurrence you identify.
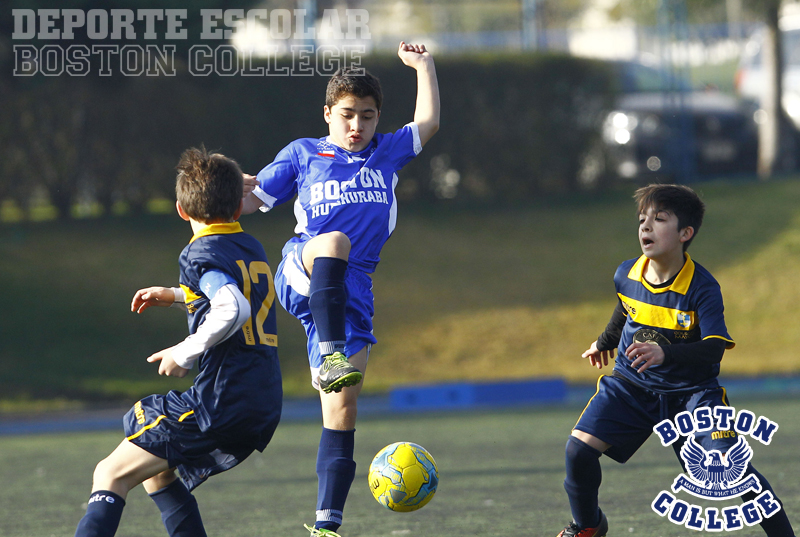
[190,222,243,243]
[627,253,694,295]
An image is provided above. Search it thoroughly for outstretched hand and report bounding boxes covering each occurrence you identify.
[398,41,433,69]
[147,348,189,378]
[582,340,614,370]
[132,287,175,314]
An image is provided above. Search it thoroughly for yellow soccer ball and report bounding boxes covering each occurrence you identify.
[368,442,439,512]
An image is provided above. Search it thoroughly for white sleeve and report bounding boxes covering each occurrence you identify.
[170,287,187,310]
[170,284,250,370]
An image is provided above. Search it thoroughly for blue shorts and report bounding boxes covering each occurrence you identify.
[123,391,278,491]
[274,236,377,387]
[574,374,738,463]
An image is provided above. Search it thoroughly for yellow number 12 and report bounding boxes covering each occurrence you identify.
[236,260,278,347]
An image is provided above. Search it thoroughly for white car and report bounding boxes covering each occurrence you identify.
[735,15,800,130]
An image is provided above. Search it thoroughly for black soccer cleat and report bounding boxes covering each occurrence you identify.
[556,512,608,537]
[318,352,363,393]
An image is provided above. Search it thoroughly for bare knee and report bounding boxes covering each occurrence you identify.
[304,232,351,270]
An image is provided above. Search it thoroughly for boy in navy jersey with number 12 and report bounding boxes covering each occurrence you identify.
[557,184,794,537]
[242,42,439,536]
[74,147,282,537]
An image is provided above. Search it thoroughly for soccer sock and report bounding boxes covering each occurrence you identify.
[741,465,796,537]
[148,479,208,537]
[315,427,357,532]
[308,257,348,357]
[74,490,125,537]
[564,436,603,529]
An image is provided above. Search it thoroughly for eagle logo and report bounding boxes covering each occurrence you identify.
[671,435,761,499]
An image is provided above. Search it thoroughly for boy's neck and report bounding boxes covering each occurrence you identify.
[644,251,687,285]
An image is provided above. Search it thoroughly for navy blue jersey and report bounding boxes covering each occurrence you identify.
[178,222,281,445]
[254,123,422,273]
[612,253,734,393]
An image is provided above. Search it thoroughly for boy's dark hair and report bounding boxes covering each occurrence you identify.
[634,183,705,251]
[326,67,383,111]
[176,146,243,223]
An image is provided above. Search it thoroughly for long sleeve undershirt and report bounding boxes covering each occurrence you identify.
[169,284,250,370]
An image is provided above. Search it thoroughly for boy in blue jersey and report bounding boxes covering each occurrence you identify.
[556,184,795,537]
[74,147,282,537]
[242,42,439,536]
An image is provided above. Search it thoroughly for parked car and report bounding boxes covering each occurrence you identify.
[581,61,759,185]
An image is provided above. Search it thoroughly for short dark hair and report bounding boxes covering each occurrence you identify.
[325,67,383,110]
[633,183,705,251]
[175,146,243,223]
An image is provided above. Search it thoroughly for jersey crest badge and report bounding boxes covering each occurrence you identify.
[677,312,692,328]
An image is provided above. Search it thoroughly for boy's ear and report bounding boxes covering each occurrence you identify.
[233,199,244,221]
[176,200,191,222]
[323,105,332,124]
[680,226,695,243]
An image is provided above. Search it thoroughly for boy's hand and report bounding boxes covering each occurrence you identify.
[397,41,433,69]
[582,340,614,369]
[132,287,175,313]
[243,173,257,198]
[626,342,665,373]
[147,348,190,378]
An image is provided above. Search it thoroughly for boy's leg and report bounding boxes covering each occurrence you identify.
[144,472,208,537]
[75,439,170,537]
[559,431,611,536]
[302,232,362,393]
[311,348,367,533]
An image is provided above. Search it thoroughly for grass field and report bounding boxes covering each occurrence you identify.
[2,176,800,409]
[2,397,798,537]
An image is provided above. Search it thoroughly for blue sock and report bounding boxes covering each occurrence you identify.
[315,427,356,531]
[564,436,603,529]
[148,479,207,537]
[741,465,796,537]
[74,490,125,537]
[308,257,348,357]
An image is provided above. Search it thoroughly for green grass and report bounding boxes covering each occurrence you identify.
[2,177,800,408]
[1,397,798,536]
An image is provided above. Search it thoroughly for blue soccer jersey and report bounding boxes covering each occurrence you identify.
[177,222,282,446]
[253,123,423,273]
[612,253,734,393]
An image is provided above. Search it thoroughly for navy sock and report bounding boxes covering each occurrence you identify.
[741,465,796,537]
[308,257,348,357]
[315,427,356,531]
[74,490,126,537]
[564,436,603,529]
[149,479,207,537]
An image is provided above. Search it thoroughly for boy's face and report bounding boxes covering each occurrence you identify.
[324,95,380,152]
[638,206,692,260]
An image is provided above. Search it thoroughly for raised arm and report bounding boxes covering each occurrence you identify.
[397,41,440,147]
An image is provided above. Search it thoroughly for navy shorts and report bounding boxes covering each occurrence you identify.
[274,236,376,387]
[123,390,279,491]
[574,374,738,463]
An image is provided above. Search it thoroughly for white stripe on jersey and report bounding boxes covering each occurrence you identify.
[388,172,399,236]
[293,197,309,236]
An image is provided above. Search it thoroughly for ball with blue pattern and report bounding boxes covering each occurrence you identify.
[368,442,439,512]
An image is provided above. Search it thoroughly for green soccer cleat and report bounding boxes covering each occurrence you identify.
[318,352,363,394]
[556,512,608,537]
[304,523,342,537]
